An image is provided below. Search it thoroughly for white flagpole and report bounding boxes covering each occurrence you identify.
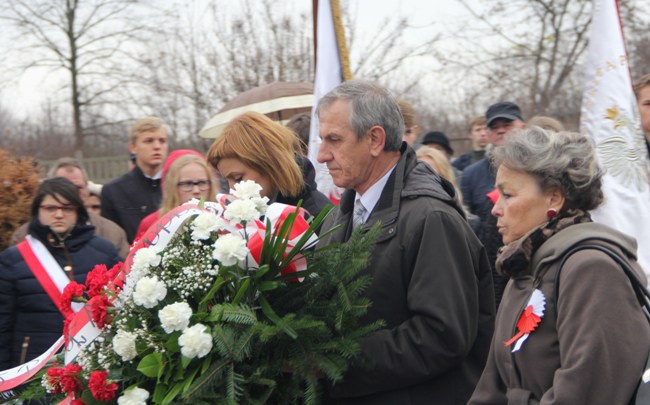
[308,0,345,203]
[580,0,650,282]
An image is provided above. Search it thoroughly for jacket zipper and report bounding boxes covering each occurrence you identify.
[19,336,30,364]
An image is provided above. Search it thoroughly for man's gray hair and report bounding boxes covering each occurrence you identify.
[47,157,89,183]
[492,127,604,211]
[316,80,403,151]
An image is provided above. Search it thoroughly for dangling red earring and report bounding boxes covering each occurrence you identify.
[547,208,558,218]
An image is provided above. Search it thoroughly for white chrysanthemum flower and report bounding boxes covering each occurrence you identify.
[158,302,193,333]
[132,276,167,308]
[230,180,263,199]
[212,234,249,266]
[112,329,138,361]
[223,199,260,225]
[179,323,213,359]
[251,196,269,215]
[117,387,150,405]
[131,247,161,274]
[191,212,227,241]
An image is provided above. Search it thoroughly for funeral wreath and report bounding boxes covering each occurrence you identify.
[8,181,381,404]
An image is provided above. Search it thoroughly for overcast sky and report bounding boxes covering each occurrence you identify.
[0,0,475,118]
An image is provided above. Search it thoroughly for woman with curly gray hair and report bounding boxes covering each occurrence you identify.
[469,127,650,404]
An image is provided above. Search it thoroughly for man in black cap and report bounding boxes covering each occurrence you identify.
[421,131,454,160]
[460,102,525,310]
[460,102,525,217]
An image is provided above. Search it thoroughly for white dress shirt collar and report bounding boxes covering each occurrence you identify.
[355,164,397,223]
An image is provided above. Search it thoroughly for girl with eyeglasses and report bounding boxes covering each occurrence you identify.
[0,177,121,370]
[135,150,217,242]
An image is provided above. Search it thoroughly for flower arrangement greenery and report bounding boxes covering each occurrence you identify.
[17,181,381,405]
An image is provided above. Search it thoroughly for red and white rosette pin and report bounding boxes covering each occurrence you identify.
[504,288,546,352]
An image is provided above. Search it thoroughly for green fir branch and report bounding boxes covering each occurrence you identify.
[182,358,231,401]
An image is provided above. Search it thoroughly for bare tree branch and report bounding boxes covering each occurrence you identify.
[0,0,145,156]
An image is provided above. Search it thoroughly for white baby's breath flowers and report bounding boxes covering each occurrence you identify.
[117,387,150,405]
[178,323,213,359]
[206,264,220,276]
[112,329,138,361]
[212,234,249,266]
[158,302,193,333]
[132,276,167,308]
[41,374,56,393]
[131,247,161,274]
[224,199,260,225]
[191,212,227,241]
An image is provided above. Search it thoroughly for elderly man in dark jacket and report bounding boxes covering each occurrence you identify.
[316,80,495,404]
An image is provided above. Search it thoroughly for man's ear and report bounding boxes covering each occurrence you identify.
[128,142,136,155]
[368,126,386,157]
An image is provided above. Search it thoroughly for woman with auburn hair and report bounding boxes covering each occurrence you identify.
[135,150,217,241]
[207,112,331,217]
[469,127,650,404]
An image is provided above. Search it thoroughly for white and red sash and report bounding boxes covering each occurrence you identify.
[16,235,83,314]
[0,236,78,392]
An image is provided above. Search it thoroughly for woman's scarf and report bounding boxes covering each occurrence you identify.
[496,209,592,278]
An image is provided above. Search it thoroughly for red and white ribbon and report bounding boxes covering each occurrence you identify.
[0,337,64,392]
[504,289,546,352]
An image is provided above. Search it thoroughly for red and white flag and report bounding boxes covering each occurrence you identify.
[308,0,350,204]
[580,0,650,281]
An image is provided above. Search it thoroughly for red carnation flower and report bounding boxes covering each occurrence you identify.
[86,264,109,298]
[88,371,118,402]
[70,399,85,405]
[61,282,86,317]
[60,363,83,393]
[46,366,65,394]
[89,294,113,328]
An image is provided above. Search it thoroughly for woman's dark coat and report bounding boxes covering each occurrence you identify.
[0,220,121,369]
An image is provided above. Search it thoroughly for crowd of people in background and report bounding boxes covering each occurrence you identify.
[1,72,650,404]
